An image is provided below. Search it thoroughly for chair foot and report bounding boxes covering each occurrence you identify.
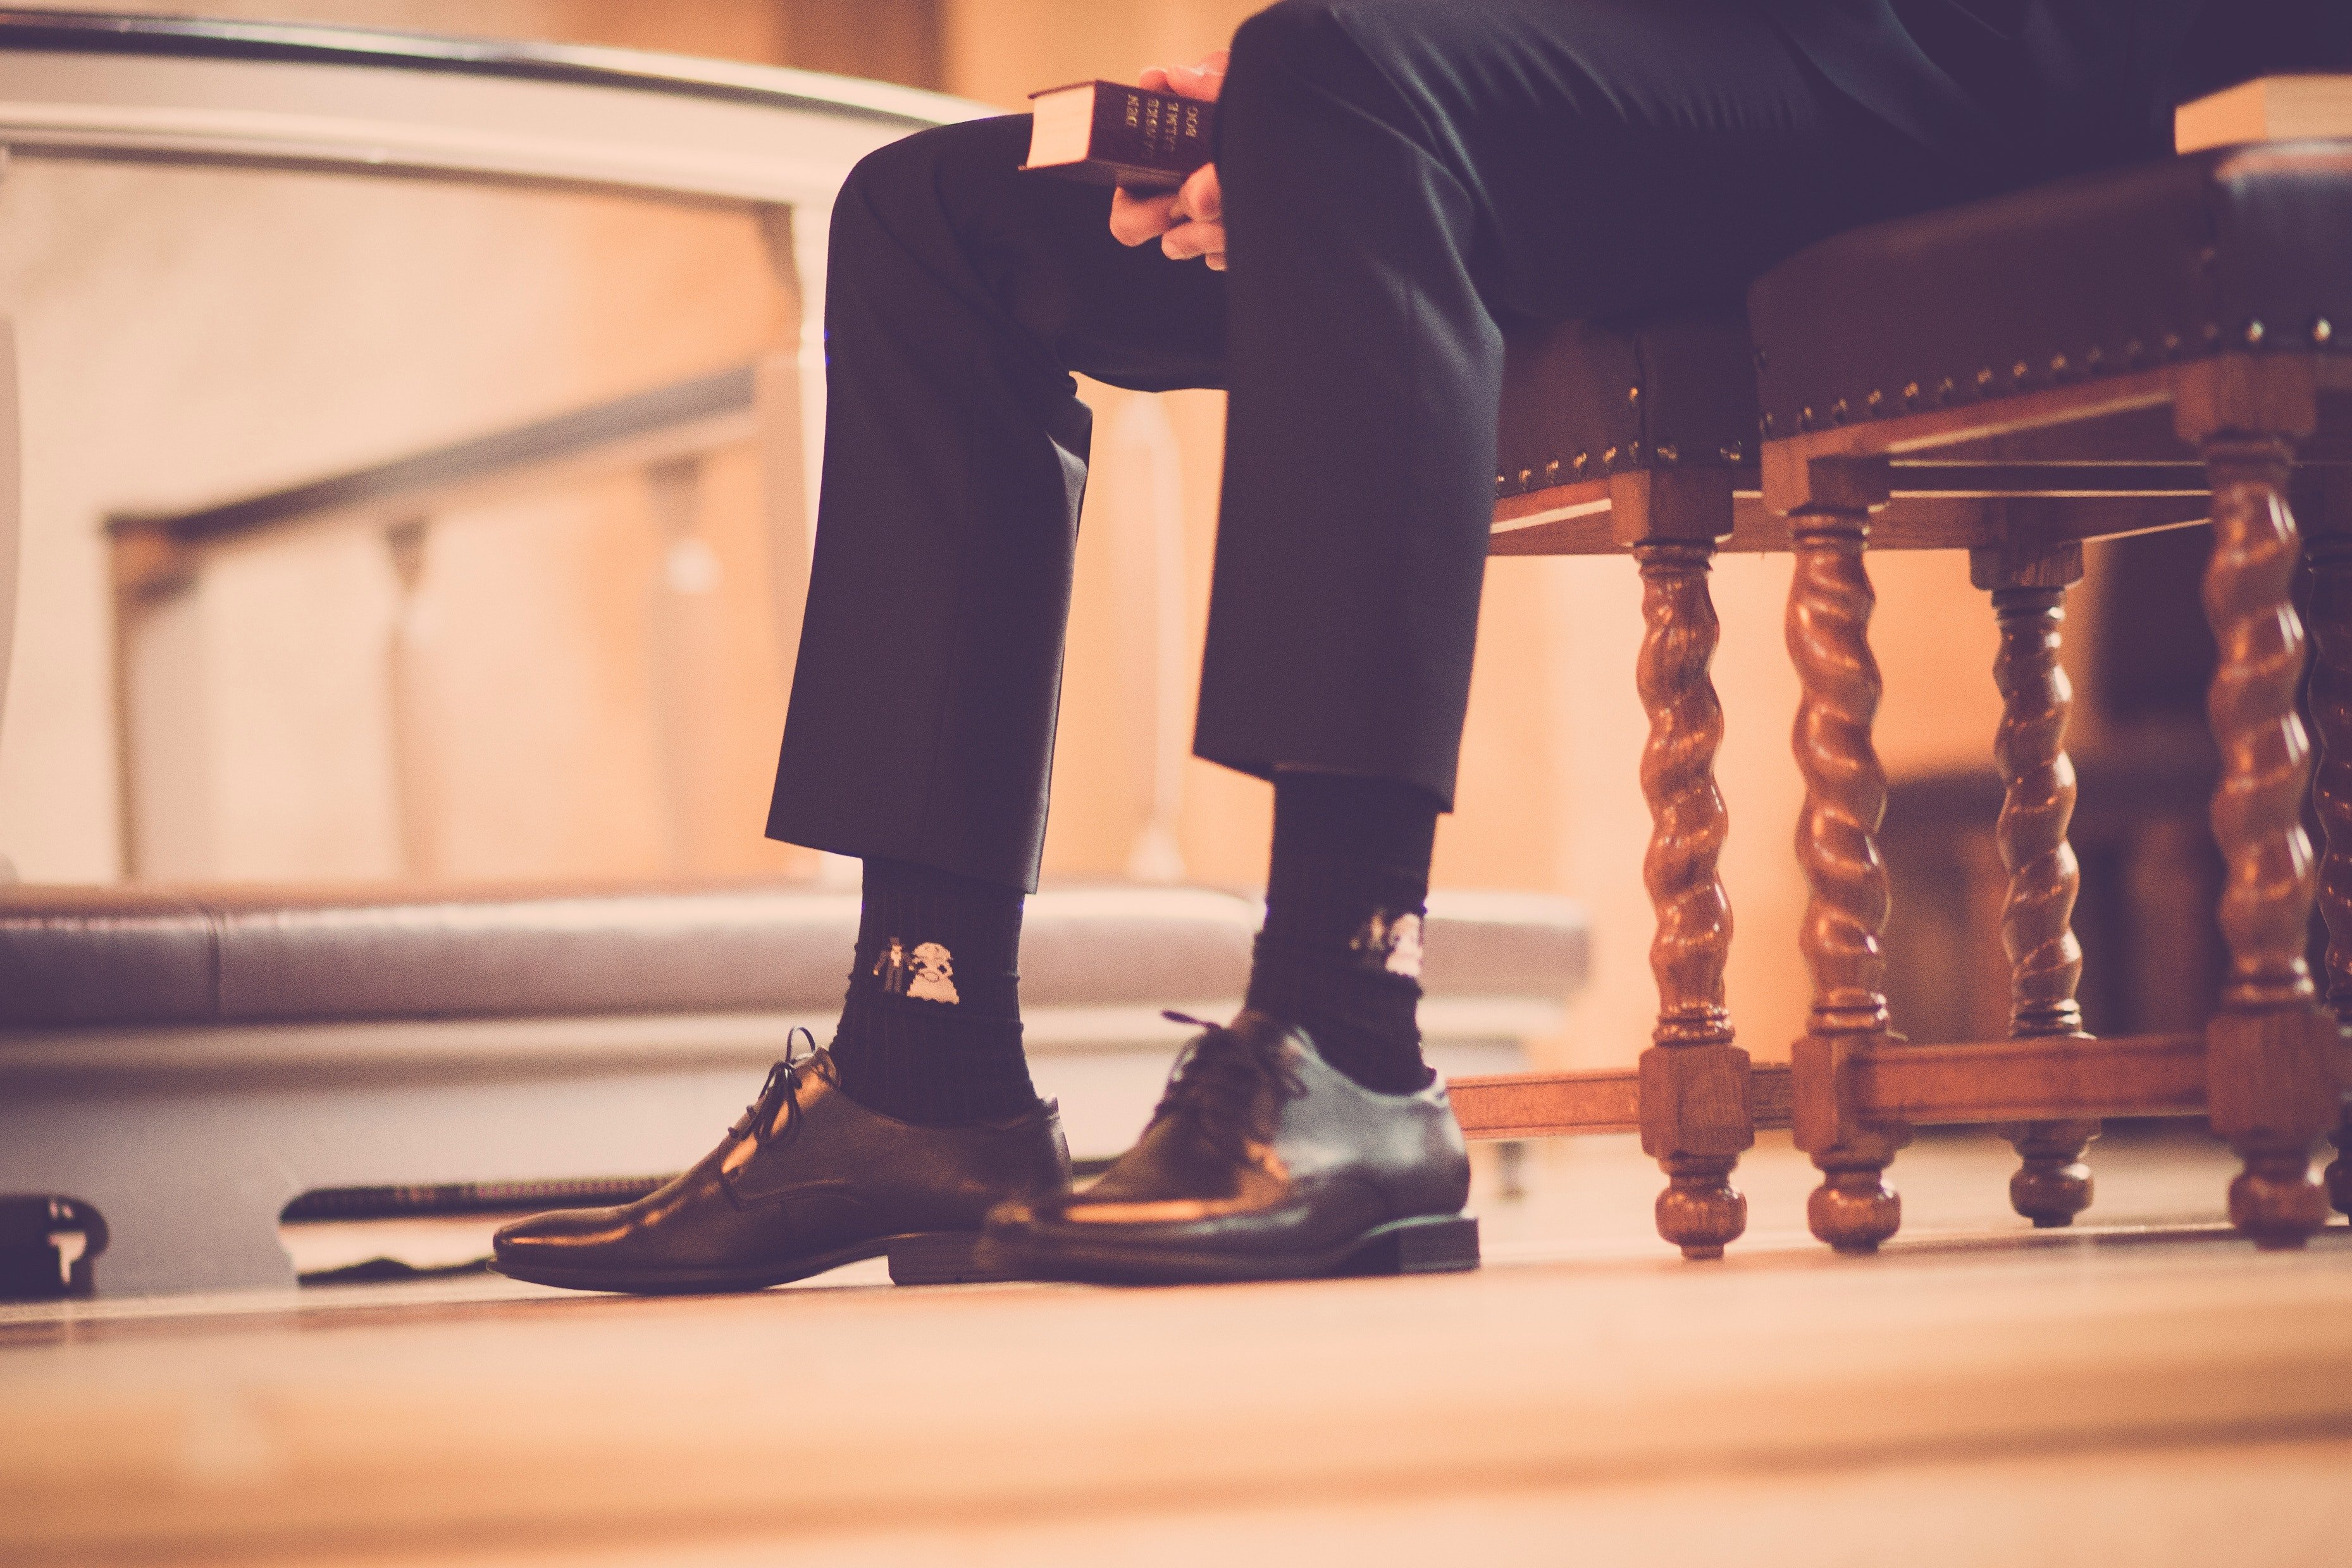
[1656,1159,1746,1258]
[2229,1148,2330,1248]
[2005,1119,2097,1227]
[1809,1165,1899,1252]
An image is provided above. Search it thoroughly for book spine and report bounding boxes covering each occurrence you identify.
[1089,84,1215,178]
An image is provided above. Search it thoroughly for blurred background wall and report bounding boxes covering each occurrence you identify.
[0,0,2117,1072]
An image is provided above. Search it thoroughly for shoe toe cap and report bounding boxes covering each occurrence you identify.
[492,1204,636,1261]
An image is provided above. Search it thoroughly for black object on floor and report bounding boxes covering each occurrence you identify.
[297,1256,497,1288]
[281,1176,674,1222]
[0,1195,108,1300]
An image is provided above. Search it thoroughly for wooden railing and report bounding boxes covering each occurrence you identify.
[104,349,1204,882]
[107,360,799,876]
[0,8,993,873]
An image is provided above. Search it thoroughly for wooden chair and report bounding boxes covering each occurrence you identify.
[1738,140,2352,1252]
[1463,311,2204,1257]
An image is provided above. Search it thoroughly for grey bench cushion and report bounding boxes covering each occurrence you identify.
[0,881,1587,1029]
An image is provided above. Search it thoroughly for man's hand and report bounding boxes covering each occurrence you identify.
[1108,52,1227,271]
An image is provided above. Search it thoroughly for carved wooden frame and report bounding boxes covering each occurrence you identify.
[1471,352,2352,1256]
[1614,469,1752,1259]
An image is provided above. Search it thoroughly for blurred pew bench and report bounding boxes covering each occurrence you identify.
[0,879,1585,1295]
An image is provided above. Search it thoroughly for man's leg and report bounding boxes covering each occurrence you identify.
[1207,0,1984,1097]
[494,117,1226,1293]
[989,0,1992,1284]
[1202,0,1975,801]
[775,116,1225,1131]
[772,116,1225,892]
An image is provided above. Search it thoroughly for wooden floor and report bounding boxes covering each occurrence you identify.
[4,1128,2349,1567]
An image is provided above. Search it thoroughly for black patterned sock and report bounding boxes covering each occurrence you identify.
[826,858,1038,1127]
[1243,772,1439,1094]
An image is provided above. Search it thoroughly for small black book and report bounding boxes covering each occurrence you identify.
[1023,80,1216,190]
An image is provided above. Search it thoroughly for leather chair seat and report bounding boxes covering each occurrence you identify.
[0,880,1587,1030]
[1746,142,2352,440]
[1494,309,1759,501]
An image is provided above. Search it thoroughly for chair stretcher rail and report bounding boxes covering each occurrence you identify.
[1447,1031,2352,1140]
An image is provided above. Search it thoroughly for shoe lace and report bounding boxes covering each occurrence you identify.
[734,1026,820,1148]
[1150,1011,1305,1159]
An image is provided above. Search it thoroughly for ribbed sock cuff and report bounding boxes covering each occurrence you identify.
[1251,774,1440,1097]
[831,990,1038,1127]
[1245,934,1429,1094]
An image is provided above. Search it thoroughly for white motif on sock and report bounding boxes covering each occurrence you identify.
[906,941,960,1004]
[1350,910,1425,978]
[1383,911,1424,978]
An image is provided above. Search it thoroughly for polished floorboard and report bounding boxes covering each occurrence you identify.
[4,1127,2348,1567]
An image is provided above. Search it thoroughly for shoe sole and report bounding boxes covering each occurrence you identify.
[489,1231,1007,1295]
[984,1212,1480,1286]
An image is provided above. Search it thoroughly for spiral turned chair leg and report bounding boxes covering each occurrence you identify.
[1633,538,1749,1259]
[2201,437,2331,1249]
[1976,548,2098,1227]
[1787,514,1905,1253]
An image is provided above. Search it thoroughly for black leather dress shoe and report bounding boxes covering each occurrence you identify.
[982,1011,1476,1285]
[492,1048,1070,1293]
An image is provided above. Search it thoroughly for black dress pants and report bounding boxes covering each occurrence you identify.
[769,0,1995,892]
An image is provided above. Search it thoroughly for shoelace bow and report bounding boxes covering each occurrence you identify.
[733,1026,820,1148]
[1151,1012,1305,1159]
